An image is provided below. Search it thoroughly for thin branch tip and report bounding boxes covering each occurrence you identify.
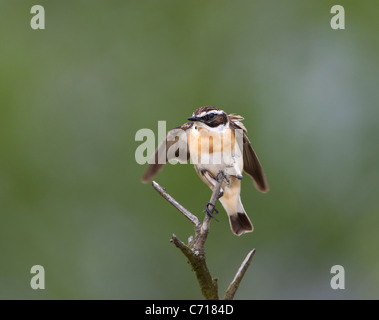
[223,248,256,300]
[152,181,200,226]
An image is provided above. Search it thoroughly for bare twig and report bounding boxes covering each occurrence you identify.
[223,249,256,300]
[193,173,223,251]
[152,181,200,227]
[151,171,255,300]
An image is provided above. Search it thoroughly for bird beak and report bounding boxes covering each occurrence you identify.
[187,116,198,121]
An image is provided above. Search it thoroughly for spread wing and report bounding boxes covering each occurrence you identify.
[141,122,192,183]
[229,115,269,193]
[241,133,269,192]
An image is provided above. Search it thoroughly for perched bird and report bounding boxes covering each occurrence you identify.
[142,106,269,236]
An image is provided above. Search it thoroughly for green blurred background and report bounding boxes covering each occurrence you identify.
[0,0,378,299]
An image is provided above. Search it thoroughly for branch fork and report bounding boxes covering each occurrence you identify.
[152,172,255,300]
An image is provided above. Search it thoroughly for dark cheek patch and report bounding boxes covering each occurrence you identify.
[207,121,219,128]
[206,114,227,127]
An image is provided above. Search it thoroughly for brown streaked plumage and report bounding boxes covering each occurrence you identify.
[142,106,269,236]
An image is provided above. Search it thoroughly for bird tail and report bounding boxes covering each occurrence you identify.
[229,211,253,236]
[220,196,253,236]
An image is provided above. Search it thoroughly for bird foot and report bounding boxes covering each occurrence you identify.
[205,202,219,221]
[216,171,230,185]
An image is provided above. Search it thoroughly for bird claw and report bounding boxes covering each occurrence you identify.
[216,171,230,185]
[205,202,219,221]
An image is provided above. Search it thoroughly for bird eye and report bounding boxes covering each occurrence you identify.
[208,113,215,119]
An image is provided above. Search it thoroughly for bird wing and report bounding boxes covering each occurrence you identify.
[141,122,192,183]
[229,115,269,193]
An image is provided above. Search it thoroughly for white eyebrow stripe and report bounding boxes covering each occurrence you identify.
[197,110,224,118]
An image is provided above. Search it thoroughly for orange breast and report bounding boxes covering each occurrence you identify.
[188,127,235,160]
